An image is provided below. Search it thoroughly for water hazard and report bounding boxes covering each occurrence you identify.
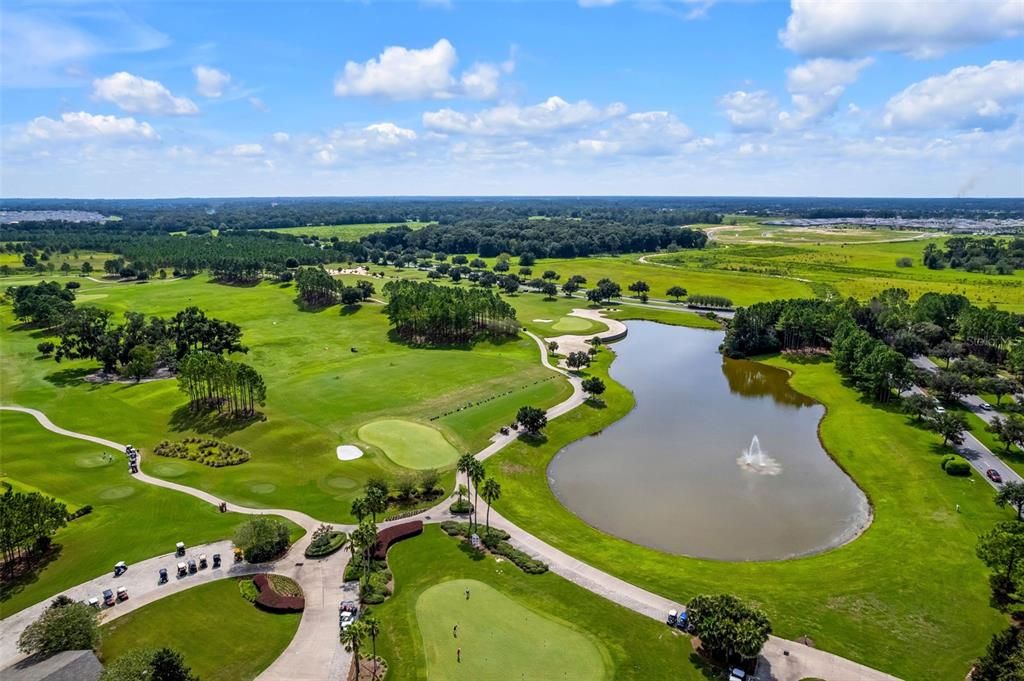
[547,321,870,561]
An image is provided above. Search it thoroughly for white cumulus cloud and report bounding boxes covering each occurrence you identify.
[780,57,873,127]
[780,0,1024,59]
[25,111,159,141]
[334,39,508,100]
[193,65,231,98]
[883,60,1024,130]
[423,96,627,136]
[93,72,198,115]
[717,90,779,132]
[226,143,265,157]
[575,111,694,156]
[314,122,419,165]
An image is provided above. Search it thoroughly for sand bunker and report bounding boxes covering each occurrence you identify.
[336,445,364,461]
[533,318,553,323]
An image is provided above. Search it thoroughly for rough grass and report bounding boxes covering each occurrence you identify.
[488,347,1009,680]
[99,578,301,681]
[372,527,703,681]
[259,222,431,240]
[358,419,461,469]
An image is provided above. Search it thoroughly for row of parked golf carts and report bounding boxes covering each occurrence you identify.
[85,561,131,609]
[339,600,360,631]
[125,445,139,475]
[157,541,229,582]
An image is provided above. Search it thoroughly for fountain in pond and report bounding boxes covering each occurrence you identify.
[737,435,782,475]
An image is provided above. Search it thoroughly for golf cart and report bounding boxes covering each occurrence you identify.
[187,559,197,573]
[175,541,186,557]
[114,561,127,577]
[339,601,359,630]
[102,589,115,607]
[177,562,188,577]
[729,669,747,681]
[666,609,678,626]
[198,554,208,569]
[159,568,168,583]
[675,610,689,631]
[212,554,221,568]
[116,586,128,602]
[88,597,100,609]
[233,547,244,563]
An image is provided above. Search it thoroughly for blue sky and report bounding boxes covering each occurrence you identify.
[2,0,1022,198]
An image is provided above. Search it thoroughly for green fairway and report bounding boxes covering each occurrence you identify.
[488,344,1008,681]
[260,222,431,240]
[0,275,571,520]
[372,528,700,681]
[551,316,601,333]
[415,579,607,681]
[99,578,301,681]
[358,419,460,469]
[0,411,301,617]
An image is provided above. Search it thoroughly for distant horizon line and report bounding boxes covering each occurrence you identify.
[2,194,1022,202]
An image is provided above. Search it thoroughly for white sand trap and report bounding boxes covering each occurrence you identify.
[533,318,554,323]
[336,445,364,461]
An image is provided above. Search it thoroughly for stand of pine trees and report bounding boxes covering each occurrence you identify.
[177,351,267,417]
[382,280,518,345]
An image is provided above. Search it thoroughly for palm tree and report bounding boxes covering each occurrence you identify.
[456,483,469,507]
[469,460,486,532]
[362,615,381,679]
[350,497,369,522]
[481,478,502,536]
[341,620,366,680]
[456,453,476,523]
[354,520,378,587]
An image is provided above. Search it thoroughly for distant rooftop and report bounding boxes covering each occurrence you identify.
[2,650,102,681]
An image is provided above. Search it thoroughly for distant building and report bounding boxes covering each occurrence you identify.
[2,650,102,681]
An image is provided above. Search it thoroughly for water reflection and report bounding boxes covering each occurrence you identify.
[547,321,869,562]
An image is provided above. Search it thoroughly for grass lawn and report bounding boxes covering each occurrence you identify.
[358,419,460,469]
[488,348,1009,680]
[0,411,301,617]
[0,274,571,521]
[259,222,431,240]
[372,527,703,681]
[99,578,301,681]
[415,578,607,680]
[605,305,722,330]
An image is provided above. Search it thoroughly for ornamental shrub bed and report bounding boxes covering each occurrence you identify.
[304,529,346,558]
[239,578,259,603]
[252,573,305,612]
[153,438,251,467]
[439,522,546,573]
[941,454,972,476]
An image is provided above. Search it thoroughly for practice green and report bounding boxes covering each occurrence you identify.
[414,579,607,681]
[359,419,460,469]
[551,316,602,333]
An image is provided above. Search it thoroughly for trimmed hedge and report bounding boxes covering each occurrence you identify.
[941,454,972,476]
[153,438,250,467]
[239,578,259,603]
[305,530,346,558]
[252,573,305,612]
[373,520,423,560]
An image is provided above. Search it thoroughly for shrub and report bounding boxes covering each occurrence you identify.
[305,530,346,558]
[233,517,290,563]
[449,499,473,514]
[944,456,972,476]
[67,505,93,521]
[896,257,914,268]
[252,573,305,612]
[153,438,250,467]
[239,579,259,603]
[36,341,55,356]
[941,454,956,469]
[18,601,99,657]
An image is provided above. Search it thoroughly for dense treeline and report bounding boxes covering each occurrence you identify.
[382,280,518,344]
[177,351,266,417]
[923,237,1024,274]
[55,304,246,376]
[7,280,76,327]
[363,220,709,259]
[295,267,374,307]
[722,289,1021,403]
[0,488,67,572]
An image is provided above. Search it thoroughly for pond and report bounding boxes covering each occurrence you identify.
[547,321,870,561]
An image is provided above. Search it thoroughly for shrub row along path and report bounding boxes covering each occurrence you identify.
[908,356,1023,489]
[2,322,895,681]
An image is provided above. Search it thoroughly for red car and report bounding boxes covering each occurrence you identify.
[987,469,1003,484]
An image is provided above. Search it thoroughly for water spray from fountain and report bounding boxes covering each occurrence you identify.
[737,435,782,475]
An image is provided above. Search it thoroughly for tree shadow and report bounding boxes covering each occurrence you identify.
[43,366,95,388]
[168,404,263,437]
[456,540,486,562]
[517,433,549,447]
[0,544,64,604]
[339,304,362,316]
[293,298,337,313]
[687,652,724,681]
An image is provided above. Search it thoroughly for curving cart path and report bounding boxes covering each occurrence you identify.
[1,324,899,681]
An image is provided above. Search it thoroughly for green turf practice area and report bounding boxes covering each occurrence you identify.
[415,579,607,681]
[0,411,298,617]
[99,578,301,681]
[373,528,699,681]
[358,419,460,469]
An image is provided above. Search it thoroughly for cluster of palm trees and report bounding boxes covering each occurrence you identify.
[347,480,390,587]
[340,615,382,681]
[456,453,502,536]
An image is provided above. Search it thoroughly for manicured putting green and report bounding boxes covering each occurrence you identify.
[551,315,603,333]
[358,419,460,469]
[416,579,606,681]
[100,578,301,681]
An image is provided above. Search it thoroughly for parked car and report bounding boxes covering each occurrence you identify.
[988,469,1004,484]
[102,589,115,606]
[116,586,128,601]
[934,405,946,414]
[981,402,993,411]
